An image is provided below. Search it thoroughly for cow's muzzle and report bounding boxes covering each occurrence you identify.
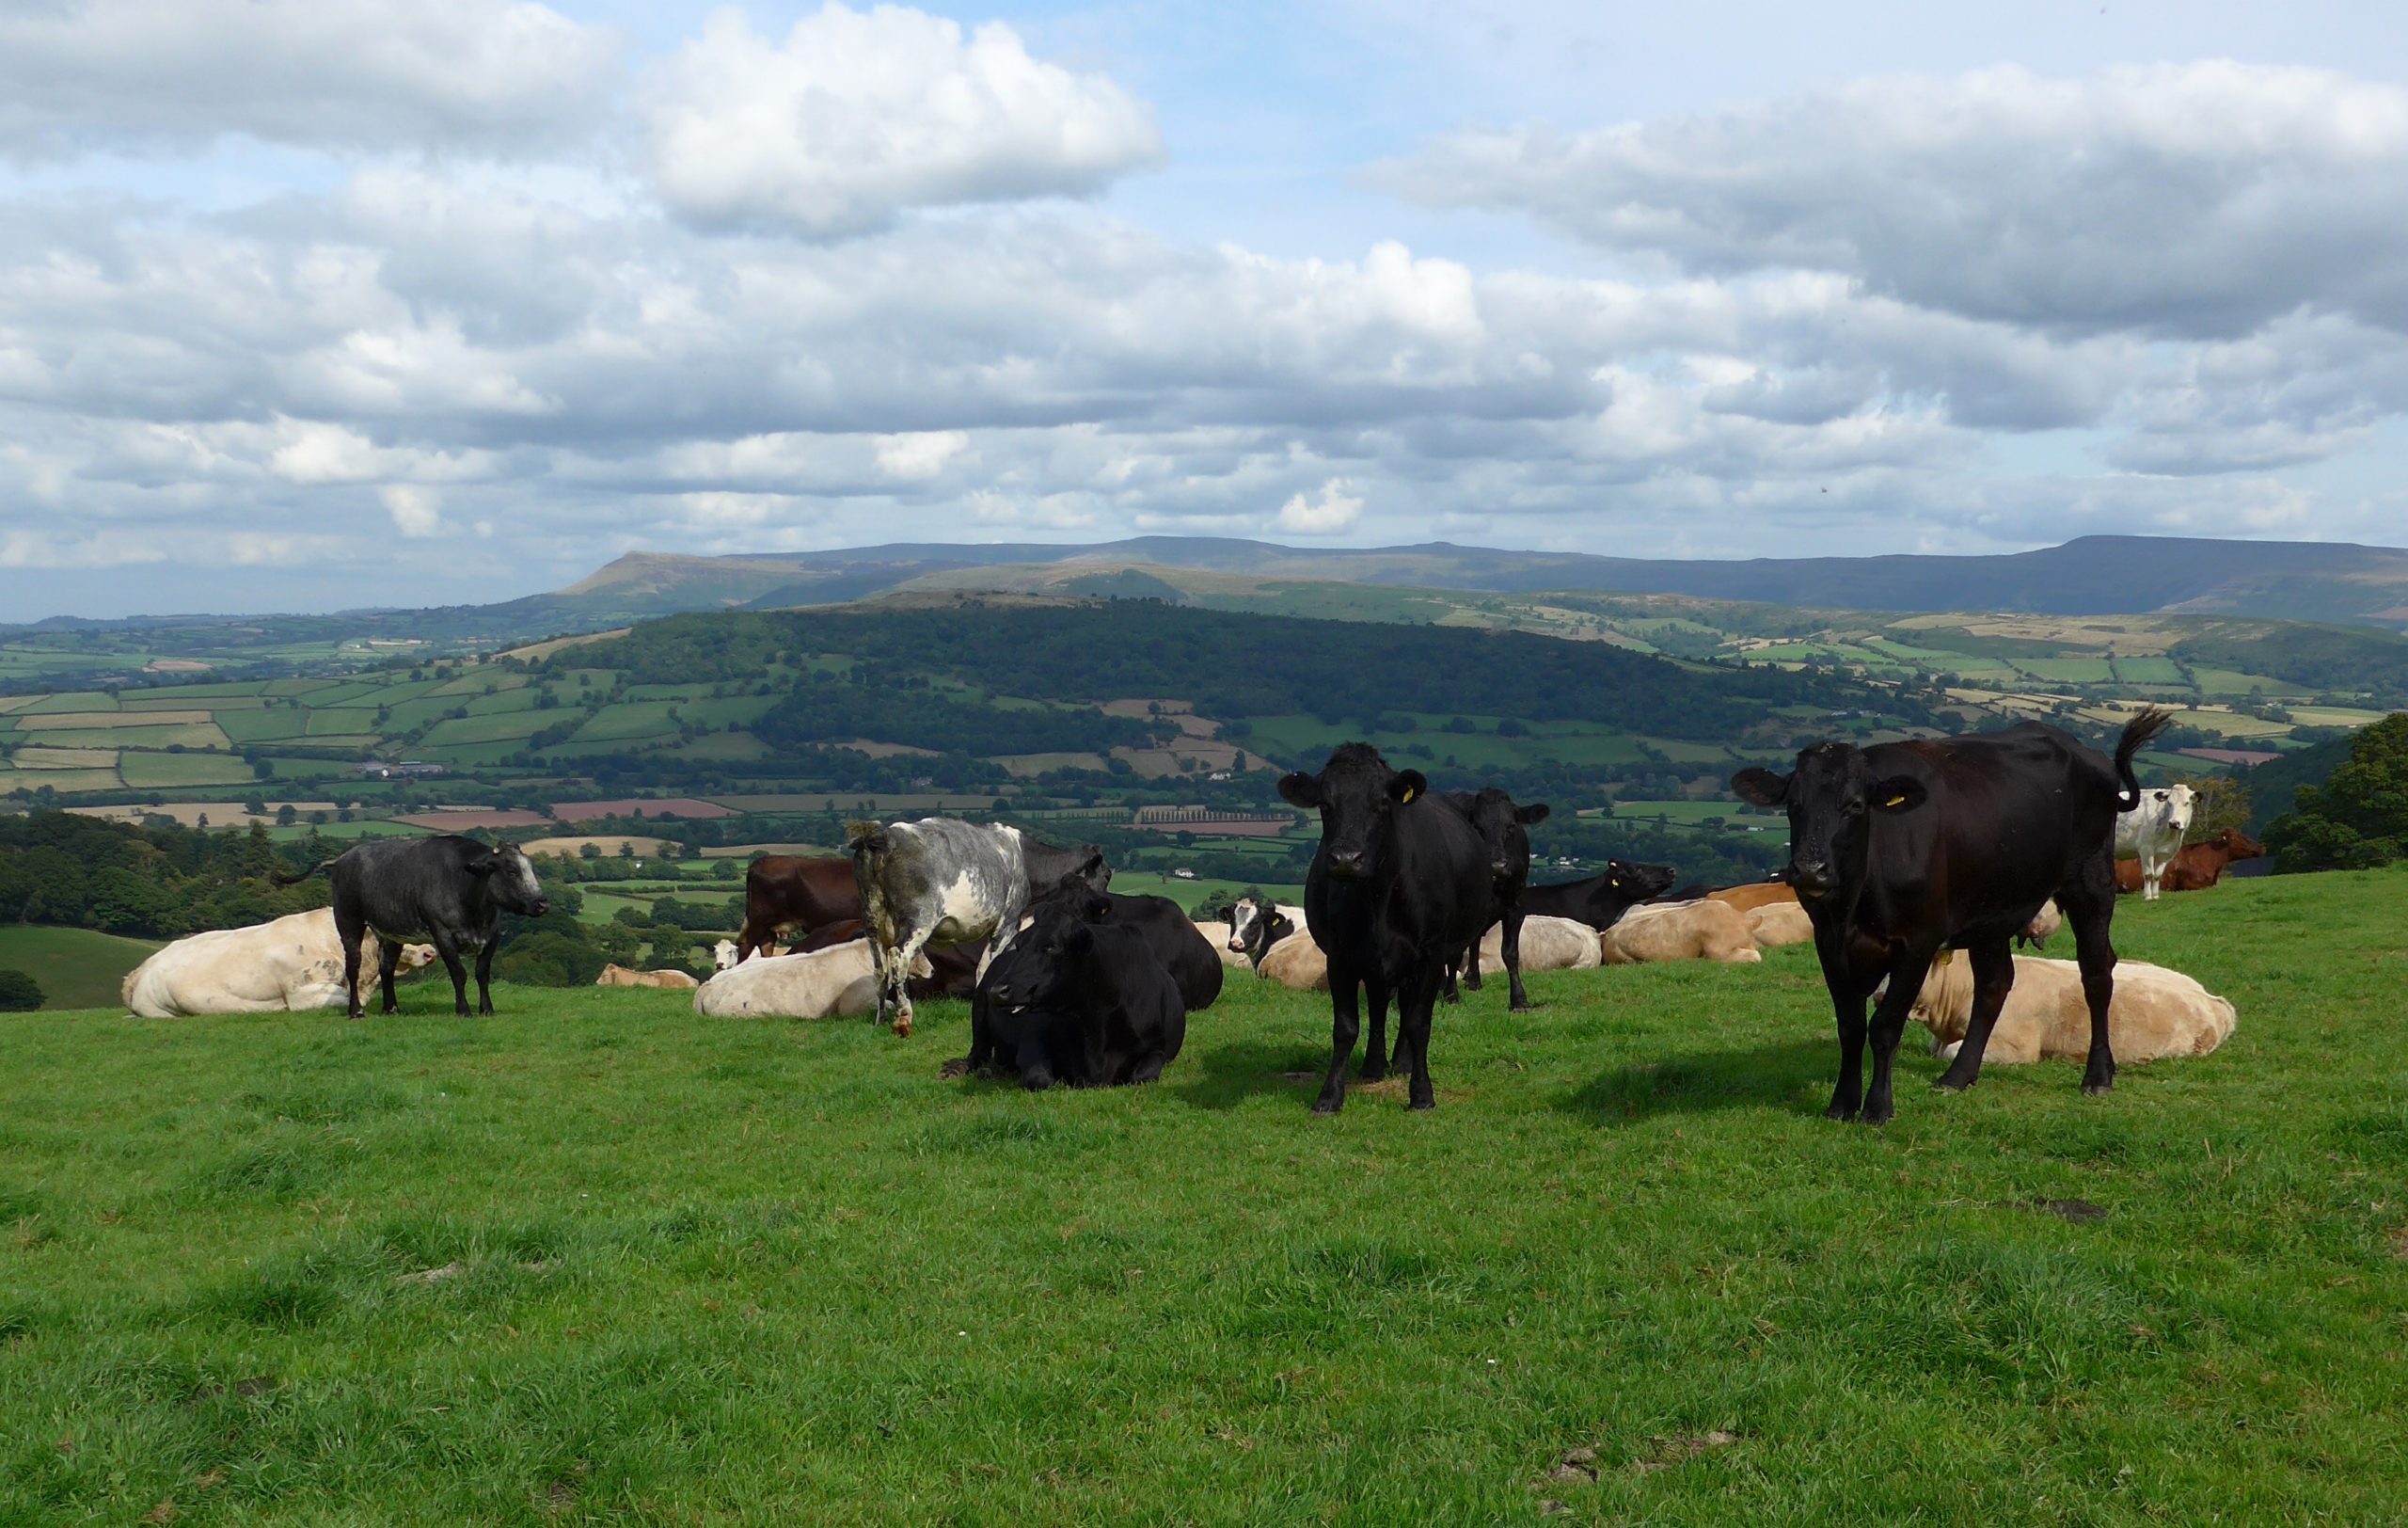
[1789,863,1832,900]
[1325,850,1368,880]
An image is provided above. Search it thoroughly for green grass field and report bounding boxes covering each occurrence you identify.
[0,924,161,1010]
[5,869,2406,1521]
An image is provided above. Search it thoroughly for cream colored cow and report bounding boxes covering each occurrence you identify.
[596,963,701,990]
[692,941,928,1019]
[1746,900,1814,949]
[1599,899,1762,965]
[122,908,436,1018]
[1910,953,2236,1065]
[1255,933,1330,992]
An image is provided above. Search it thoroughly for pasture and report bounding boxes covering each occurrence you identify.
[4,868,2404,1522]
[0,923,162,1010]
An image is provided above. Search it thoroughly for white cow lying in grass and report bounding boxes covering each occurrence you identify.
[1909,952,2236,1065]
[1471,915,1600,974]
[122,908,436,1018]
[1599,899,1762,965]
[692,940,929,1019]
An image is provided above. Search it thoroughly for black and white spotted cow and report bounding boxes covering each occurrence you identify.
[847,818,1108,1037]
[1226,892,1306,969]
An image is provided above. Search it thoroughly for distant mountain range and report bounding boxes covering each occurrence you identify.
[9,534,2406,654]
[538,533,2408,630]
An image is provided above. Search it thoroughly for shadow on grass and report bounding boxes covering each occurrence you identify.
[1558,1037,1835,1125]
[1174,1038,1333,1111]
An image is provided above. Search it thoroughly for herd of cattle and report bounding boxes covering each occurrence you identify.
[112,707,2257,1125]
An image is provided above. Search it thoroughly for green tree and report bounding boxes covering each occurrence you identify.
[0,969,42,1011]
[2264,712,2408,872]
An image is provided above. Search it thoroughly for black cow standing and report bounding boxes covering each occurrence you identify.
[276,835,549,1017]
[949,881,1218,1083]
[952,888,1188,1090]
[1731,708,2170,1124]
[1279,743,1492,1113]
[1436,788,1549,1011]
[1516,860,1678,930]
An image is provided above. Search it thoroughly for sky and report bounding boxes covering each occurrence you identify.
[4,1,2407,618]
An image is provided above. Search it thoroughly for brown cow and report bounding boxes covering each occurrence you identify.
[2115,829,2266,894]
[736,854,861,962]
[1707,882,1798,914]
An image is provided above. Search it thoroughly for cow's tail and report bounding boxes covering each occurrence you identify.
[269,858,337,887]
[2112,707,2174,810]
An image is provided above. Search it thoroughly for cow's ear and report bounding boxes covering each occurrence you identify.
[1277,771,1323,808]
[1081,892,1111,922]
[1870,775,1927,813]
[1731,768,1791,807]
[1516,803,1551,825]
[466,852,498,876]
[1389,770,1428,806]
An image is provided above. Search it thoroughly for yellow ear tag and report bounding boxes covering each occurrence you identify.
[1882,792,1909,808]
[1399,785,1418,804]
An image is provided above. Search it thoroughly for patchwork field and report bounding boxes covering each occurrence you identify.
[4,869,2403,1522]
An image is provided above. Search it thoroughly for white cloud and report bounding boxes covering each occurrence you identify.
[0,0,619,158]
[1390,63,2408,340]
[1276,479,1365,535]
[641,4,1164,239]
[874,430,971,480]
[379,485,444,537]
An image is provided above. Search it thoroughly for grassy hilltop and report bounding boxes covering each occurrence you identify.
[4,867,2404,1523]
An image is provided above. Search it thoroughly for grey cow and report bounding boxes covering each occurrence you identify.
[848,819,1107,1037]
[276,835,549,1017]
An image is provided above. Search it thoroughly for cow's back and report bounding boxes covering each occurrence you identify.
[1857,725,2120,937]
[1477,915,1599,973]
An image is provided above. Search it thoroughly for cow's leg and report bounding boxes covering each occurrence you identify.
[942,991,995,1079]
[1814,925,1867,1121]
[473,938,497,1015]
[1316,962,1364,1113]
[1461,919,1486,994]
[1361,967,1392,1081]
[429,930,471,1017]
[375,938,403,1015]
[1397,963,1442,1111]
[883,924,932,1038]
[1861,944,1941,1126]
[1501,908,1530,1011]
[2061,860,2119,1096]
[1934,940,2016,1091]
[336,903,372,1020]
[1014,1027,1056,1091]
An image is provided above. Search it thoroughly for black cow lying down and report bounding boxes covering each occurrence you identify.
[275,834,549,1017]
[1732,708,2170,1124]
[944,886,1187,1090]
[1516,860,1677,931]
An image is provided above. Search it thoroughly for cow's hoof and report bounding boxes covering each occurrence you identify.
[938,1058,972,1079]
[1311,1097,1343,1116]
[892,1013,914,1038]
[1824,1104,1860,1122]
[2082,1081,2115,1097]
[1932,1072,1974,1093]
[1407,1097,1435,1112]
